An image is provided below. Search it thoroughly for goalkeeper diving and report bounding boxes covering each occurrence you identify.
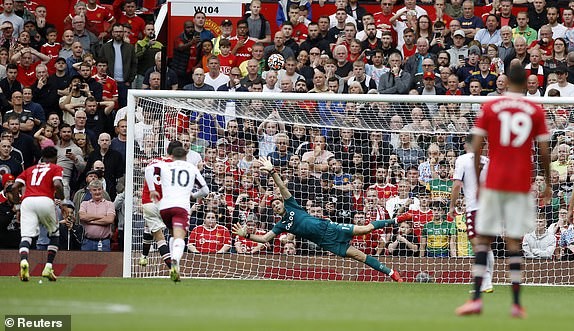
[232,157,407,282]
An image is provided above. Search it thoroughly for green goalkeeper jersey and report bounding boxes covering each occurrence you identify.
[271,197,329,244]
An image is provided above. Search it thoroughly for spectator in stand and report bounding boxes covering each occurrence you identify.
[134,23,162,89]
[92,58,118,108]
[239,59,261,88]
[346,61,377,94]
[395,132,424,170]
[0,138,23,176]
[213,19,233,56]
[3,92,34,134]
[388,221,419,257]
[512,11,537,46]
[11,45,49,86]
[59,75,88,126]
[87,132,124,200]
[187,211,231,253]
[55,124,86,199]
[98,23,137,108]
[79,179,115,251]
[83,0,115,40]
[40,28,61,76]
[466,56,498,96]
[246,0,271,44]
[0,63,21,102]
[72,168,108,218]
[0,0,24,38]
[70,15,98,56]
[545,64,574,97]
[487,74,508,96]
[300,22,330,55]
[264,31,295,62]
[58,29,75,60]
[204,56,229,90]
[522,217,556,259]
[0,21,17,51]
[526,74,542,97]
[21,86,43,126]
[420,203,455,257]
[404,37,435,82]
[171,20,199,88]
[475,14,501,47]
[142,52,178,90]
[71,109,96,148]
[65,41,84,76]
[230,19,256,70]
[110,118,126,162]
[77,61,102,102]
[112,0,145,44]
[378,52,412,95]
[183,67,214,91]
[458,1,483,39]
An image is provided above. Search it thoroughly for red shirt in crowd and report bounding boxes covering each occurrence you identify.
[188,224,232,253]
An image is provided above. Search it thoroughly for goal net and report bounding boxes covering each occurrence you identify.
[124,90,574,285]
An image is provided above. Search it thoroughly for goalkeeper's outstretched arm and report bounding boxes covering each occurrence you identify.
[258,157,292,200]
[232,223,276,244]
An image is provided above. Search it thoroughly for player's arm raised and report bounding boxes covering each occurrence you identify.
[232,223,276,244]
[258,157,292,200]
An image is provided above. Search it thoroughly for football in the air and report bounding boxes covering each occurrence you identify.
[268,53,285,70]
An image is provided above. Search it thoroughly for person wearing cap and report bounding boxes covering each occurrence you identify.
[213,19,233,56]
[545,64,574,97]
[417,70,446,97]
[0,0,24,38]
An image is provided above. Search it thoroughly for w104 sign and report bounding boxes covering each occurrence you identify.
[171,1,243,17]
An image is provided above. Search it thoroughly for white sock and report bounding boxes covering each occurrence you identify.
[172,238,185,265]
[169,237,174,256]
[482,250,495,289]
[45,263,52,269]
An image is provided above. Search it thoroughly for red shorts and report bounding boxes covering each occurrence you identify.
[160,207,190,230]
[466,210,477,239]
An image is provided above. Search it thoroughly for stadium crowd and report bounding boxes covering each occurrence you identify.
[0,0,573,261]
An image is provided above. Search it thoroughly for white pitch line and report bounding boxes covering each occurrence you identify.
[3,299,133,314]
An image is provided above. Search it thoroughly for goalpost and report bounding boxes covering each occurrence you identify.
[124,90,574,284]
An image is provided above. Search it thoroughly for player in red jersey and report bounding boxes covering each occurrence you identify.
[138,141,183,270]
[13,147,65,282]
[456,63,552,318]
[145,147,209,282]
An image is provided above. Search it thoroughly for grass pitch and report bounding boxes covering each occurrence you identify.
[1,277,571,331]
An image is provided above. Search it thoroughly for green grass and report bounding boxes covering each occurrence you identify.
[1,277,572,331]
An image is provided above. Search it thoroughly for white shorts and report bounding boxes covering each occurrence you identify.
[476,189,536,239]
[142,202,166,233]
[20,196,58,238]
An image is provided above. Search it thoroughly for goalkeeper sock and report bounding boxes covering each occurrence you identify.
[142,232,153,257]
[364,255,392,275]
[508,251,522,305]
[172,238,185,265]
[370,219,395,230]
[157,240,171,269]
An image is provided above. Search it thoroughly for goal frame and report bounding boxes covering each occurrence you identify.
[123,89,574,280]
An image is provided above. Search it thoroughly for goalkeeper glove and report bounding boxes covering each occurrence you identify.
[258,157,274,173]
[232,223,247,237]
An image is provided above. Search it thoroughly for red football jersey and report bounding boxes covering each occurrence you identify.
[368,183,398,199]
[473,94,550,193]
[189,224,231,253]
[40,43,62,75]
[17,62,40,88]
[85,4,114,36]
[218,53,237,75]
[141,156,172,204]
[229,36,255,64]
[16,162,63,200]
[92,74,119,101]
[410,209,433,241]
[234,229,268,253]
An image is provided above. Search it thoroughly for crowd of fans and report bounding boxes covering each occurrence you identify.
[0,0,573,261]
